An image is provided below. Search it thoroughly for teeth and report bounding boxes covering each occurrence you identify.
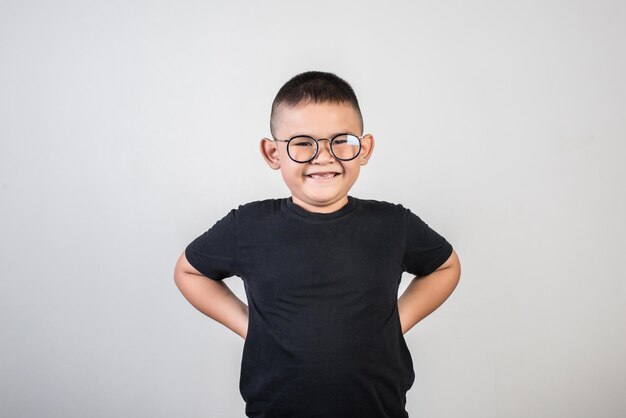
[309,173,336,178]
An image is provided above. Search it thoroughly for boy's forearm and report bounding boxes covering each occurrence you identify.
[397,261,461,335]
[174,271,249,339]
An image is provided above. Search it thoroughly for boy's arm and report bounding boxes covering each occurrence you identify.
[174,252,249,339]
[397,249,461,334]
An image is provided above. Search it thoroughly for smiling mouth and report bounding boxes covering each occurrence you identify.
[306,173,340,179]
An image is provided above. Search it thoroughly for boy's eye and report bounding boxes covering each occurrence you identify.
[292,138,314,146]
[333,139,347,145]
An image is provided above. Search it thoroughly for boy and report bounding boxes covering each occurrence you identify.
[174,71,461,418]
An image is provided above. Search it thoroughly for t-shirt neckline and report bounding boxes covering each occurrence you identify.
[284,195,358,221]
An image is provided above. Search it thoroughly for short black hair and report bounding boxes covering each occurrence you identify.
[270,71,364,138]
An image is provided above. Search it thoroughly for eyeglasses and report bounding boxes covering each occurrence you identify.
[272,133,364,163]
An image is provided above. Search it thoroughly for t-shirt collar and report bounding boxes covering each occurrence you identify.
[284,195,358,221]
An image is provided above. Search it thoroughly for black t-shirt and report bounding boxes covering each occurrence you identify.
[185,195,453,418]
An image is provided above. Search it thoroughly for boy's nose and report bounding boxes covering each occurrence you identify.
[314,139,335,162]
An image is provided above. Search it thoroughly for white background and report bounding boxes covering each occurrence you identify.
[1,1,625,417]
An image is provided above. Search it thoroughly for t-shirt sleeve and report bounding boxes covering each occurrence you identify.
[401,207,453,277]
[184,209,238,281]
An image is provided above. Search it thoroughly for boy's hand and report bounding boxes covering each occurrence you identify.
[174,252,249,339]
[397,249,461,334]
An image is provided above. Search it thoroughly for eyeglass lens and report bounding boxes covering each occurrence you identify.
[288,134,360,162]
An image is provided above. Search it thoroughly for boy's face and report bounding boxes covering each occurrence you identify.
[260,101,374,213]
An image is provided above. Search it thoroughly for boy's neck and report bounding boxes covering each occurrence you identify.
[290,195,350,214]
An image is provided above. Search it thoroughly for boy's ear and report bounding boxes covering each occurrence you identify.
[358,134,375,166]
[259,137,281,170]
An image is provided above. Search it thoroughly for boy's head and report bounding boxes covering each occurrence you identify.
[260,71,375,214]
[268,71,364,140]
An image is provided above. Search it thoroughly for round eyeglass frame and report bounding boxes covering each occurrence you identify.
[272,133,365,163]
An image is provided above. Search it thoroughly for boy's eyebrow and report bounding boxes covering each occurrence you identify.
[289,131,356,138]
